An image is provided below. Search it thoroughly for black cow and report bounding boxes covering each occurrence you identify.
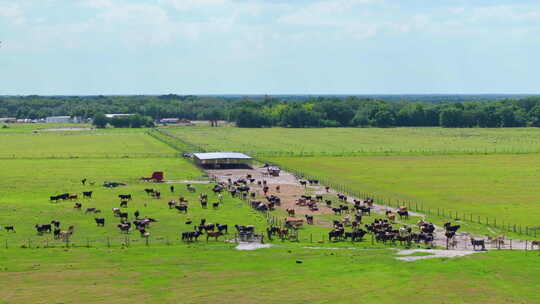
[35,224,52,234]
[95,218,105,227]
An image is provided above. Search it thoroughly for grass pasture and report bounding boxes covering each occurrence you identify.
[2,126,540,303]
[0,129,175,158]
[271,155,540,230]
[1,246,540,304]
[164,126,540,155]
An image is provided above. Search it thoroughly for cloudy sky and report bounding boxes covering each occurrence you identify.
[0,0,539,95]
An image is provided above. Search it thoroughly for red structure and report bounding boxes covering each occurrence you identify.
[141,171,164,182]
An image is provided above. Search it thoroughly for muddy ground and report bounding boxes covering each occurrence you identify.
[206,166,530,251]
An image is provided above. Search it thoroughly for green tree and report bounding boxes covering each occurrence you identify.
[92,113,108,128]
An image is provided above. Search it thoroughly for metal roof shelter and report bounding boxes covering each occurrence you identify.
[193,152,252,169]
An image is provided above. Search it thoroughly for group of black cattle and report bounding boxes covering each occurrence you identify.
[326,216,464,248]
[181,219,255,242]
[50,191,93,202]
[34,220,62,238]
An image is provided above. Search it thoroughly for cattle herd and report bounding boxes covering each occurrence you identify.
[3,173,540,252]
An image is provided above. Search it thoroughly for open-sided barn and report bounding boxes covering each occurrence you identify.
[193,152,252,169]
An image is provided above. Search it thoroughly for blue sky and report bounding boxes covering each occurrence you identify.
[0,0,539,95]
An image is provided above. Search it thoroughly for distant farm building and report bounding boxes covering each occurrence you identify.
[105,114,134,119]
[193,152,252,169]
[159,118,180,124]
[0,117,16,123]
[45,116,72,123]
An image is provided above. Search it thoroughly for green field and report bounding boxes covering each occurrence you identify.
[271,155,540,230]
[2,127,540,303]
[164,126,540,155]
[0,130,175,158]
[1,247,539,304]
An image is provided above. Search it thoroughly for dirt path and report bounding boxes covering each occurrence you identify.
[207,166,531,251]
[207,168,335,220]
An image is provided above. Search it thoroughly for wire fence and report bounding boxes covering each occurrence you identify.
[0,153,183,160]
[268,161,540,239]
[151,129,540,239]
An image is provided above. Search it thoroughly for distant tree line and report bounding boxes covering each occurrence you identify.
[2,94,540,128]
[92,114,154,129]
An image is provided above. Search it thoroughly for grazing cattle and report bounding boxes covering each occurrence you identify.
[444,222,461,233]
[119,212,129,220]
[152,191,161,199]
[206,231,223,241]
[385,210,396,222]
[50,195,59,202]
[315,195,323,202]
[73,202,82,210]
[397,209,409,220]
[305,215,314,225]
[58,193,70,200]
[81,178,87,185]
[144,188,155,195]
[35,224,52,234]
[4,226,15,232]
[531,241,540,250]
[134,210,140,219]
[276,185,280,193]
[299,180,307,187]
[117,223,131,233]
[200,200,208,208]
[168,201,176,209]
[175,205,188,213]
[85,208,97,214]
[187,184,196,193]
[58,225,75,240]
[112,208,121,217]
[170,185,175,193]
[68,194,78,200]
[83,191,93,198]
[118,194,132,200]
[181,231,202,242]
[286,209,295,217]
[235,224,255,234]
[325,200,332,207]
[53,228,61,239]
[212,202,219,209]
[198,223,215,232]
[120,200,128,208]
[216,224,228,234]
[344,229,366,242]
[332,207,342,215]
[325,186,330,193]
[328,229,344,241]
[95,218,105,227]
[471,238,485,251]
[340,204,349,213]
[51,220,60,228]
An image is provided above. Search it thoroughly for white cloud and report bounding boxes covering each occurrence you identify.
[0,2,26,25]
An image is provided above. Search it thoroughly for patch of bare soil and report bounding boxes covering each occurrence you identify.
[206,166,531,251]
[235,243,273,250]
[396,249,481,261]
[207,167,335,222]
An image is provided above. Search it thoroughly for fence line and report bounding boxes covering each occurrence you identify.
[271,162,540,239]
[150,129,540,239]
[0,153,182,160]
